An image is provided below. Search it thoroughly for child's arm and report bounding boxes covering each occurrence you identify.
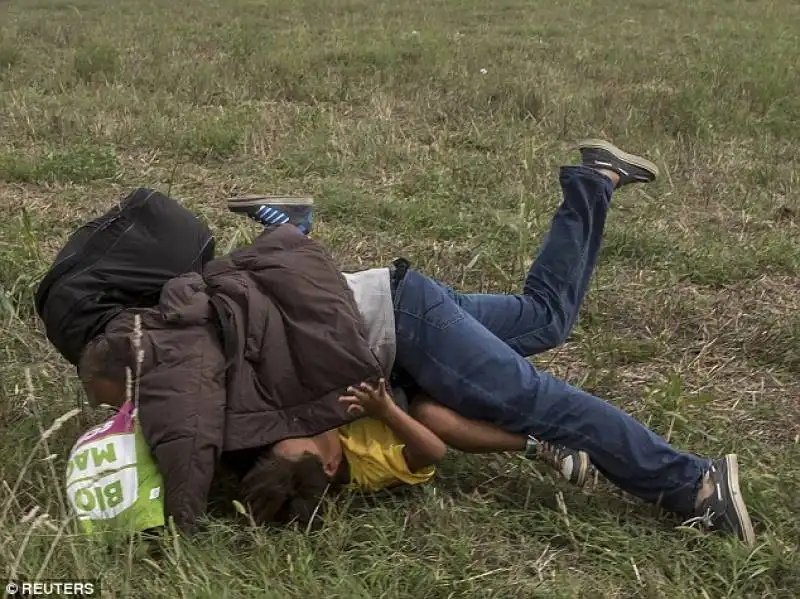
[409,395,528,453]
[339,380,447,472]
[377,400,447,472]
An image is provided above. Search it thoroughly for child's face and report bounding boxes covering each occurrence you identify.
[84,378,126,408]
[273,430,343,478]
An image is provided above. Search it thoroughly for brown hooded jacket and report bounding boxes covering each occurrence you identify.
[97,225,383,531]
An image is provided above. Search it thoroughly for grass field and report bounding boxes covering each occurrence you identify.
[1,0,799,596]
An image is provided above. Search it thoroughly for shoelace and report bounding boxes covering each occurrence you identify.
[588,159,649,183]
[682,507,716,530]
[536,442,564,465]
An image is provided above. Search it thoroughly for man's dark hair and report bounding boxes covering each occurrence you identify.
[240,451,331,528]
[77,335,128,384]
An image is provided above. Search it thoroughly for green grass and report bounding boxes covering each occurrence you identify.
[1,0,799,596]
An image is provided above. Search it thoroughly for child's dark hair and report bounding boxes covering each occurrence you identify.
[240,451,331,528]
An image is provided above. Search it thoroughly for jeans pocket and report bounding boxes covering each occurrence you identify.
[396,271,465,331]
[420,298,465,330]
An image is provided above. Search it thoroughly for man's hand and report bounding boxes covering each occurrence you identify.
[338,379,394,418]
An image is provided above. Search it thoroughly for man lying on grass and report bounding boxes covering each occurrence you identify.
[233,139,756,546]
[67,139,754,546]
[68,195,589,538]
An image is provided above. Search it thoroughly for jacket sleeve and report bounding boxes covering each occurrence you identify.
[135,323,227,534]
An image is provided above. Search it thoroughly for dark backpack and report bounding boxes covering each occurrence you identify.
[35,188,215,366]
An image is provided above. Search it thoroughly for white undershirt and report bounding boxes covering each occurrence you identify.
[342,268,396,374]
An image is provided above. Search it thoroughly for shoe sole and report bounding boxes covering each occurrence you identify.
[576,139,660,179]
[724,454,756,546]
[228,195,314,208]
[574,451,590,487]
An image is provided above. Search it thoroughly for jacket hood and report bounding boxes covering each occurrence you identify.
[158,273,212,326]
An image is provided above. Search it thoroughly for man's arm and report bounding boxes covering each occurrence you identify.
[339,380,447,472]
[135,326,227,534]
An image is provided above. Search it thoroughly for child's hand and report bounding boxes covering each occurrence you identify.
[338,379,394,419]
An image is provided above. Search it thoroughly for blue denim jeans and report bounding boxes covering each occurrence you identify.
[391,166,708,516]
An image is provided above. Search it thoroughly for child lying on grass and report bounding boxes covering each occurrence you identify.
[68,378,589,535]
[241,379,591,526]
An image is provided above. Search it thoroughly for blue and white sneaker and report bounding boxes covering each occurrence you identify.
[227,195,314,235]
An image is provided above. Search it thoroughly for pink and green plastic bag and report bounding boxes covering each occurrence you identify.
[66,401,165,536]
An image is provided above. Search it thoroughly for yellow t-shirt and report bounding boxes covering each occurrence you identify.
[338,417,436,492]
